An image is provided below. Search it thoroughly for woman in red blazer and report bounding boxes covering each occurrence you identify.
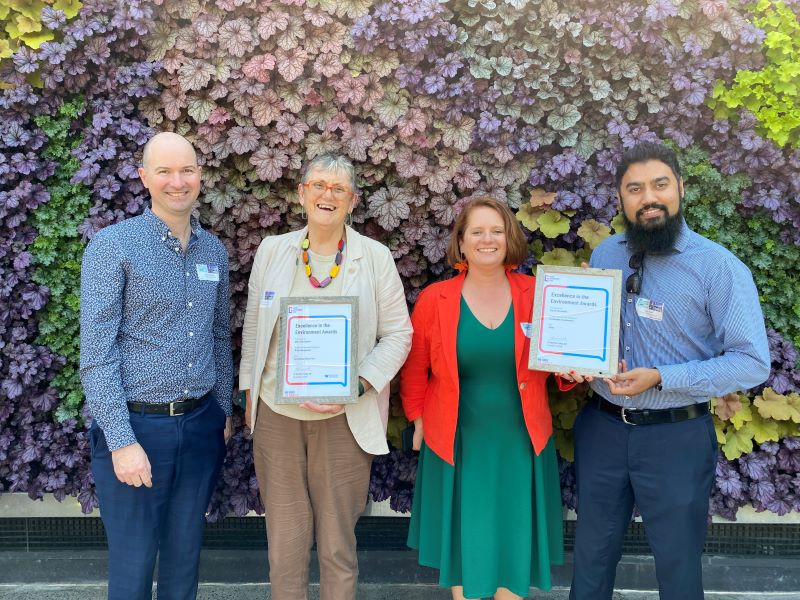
[401,197,576,600]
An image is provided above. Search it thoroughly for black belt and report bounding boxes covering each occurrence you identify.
[593,396,709,426]
[127,395,207,417]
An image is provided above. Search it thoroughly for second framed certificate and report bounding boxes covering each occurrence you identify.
[528,265,622,378]
[275,296,359,404]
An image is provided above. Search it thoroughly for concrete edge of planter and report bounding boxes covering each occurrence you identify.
[2,493,799,524]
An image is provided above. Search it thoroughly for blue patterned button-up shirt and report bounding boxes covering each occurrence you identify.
[589,220,770,409]
[80,208,233,451]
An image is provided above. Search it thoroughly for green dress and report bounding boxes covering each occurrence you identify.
[408,297,564,598]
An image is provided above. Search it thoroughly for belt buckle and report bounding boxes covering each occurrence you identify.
[169,402,184,417]
[621,407,636,425]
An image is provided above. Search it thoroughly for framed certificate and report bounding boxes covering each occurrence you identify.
[275,297,359,404]
[528,265,622,377]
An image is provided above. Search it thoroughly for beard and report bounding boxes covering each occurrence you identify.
[622,201,683,254]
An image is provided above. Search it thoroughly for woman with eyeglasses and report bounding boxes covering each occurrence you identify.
[401,197,577,600]
[239,153,412,600]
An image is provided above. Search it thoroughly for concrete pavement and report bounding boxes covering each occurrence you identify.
[2,584,800,599]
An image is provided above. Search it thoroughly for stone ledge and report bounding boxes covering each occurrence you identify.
[2,494,798,524]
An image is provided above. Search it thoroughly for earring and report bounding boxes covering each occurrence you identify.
[300,204,306,219]
[347,211,354,227]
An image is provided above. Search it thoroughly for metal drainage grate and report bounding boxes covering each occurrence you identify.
[0,517,798,557]
[562,521,800,557]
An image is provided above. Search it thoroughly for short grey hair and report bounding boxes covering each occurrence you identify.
[300,153,357,193]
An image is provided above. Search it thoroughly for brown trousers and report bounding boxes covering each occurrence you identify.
[253,405,373,600]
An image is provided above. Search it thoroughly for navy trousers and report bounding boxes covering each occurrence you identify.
[569,401,718,600]
[90,395,226,600]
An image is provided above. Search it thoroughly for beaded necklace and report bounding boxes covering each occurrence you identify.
[301,236,344,288]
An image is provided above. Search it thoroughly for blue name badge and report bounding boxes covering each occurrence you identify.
[196,263,220,282]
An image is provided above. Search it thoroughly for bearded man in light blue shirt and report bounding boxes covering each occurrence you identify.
[569,141,770,600]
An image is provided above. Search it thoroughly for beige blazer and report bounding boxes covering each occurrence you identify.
[239,226,412,455]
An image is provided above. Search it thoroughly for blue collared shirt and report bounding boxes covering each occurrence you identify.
[589,220,770,409]
[80,208,233,451]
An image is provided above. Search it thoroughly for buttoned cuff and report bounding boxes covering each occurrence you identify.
[103,421,138,452]
[655,364,687,394]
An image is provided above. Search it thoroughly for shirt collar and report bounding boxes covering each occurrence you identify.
[143,207,202,247]
[616,217,691,255]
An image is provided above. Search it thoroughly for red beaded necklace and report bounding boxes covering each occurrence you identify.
[301,236,345,288]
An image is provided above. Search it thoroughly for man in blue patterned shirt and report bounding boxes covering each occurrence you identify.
[80,131,233,600]
[569,142,770,600]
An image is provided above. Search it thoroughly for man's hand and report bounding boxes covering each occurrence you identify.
[412,417,423,451]
[299,402,345,414]
[224,416,232,443]
[111,443,152,488]
[605,361,661,396]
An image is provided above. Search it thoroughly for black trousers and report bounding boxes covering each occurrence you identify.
[90,395,226,600]
[569,401,718,600]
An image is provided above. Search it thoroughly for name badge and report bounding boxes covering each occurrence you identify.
[520,322,533,338]
[635,297,663,321]
[261,290,276,307]
[196,264,219,282]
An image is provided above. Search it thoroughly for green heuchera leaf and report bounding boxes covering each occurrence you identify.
[749,412,784,445]
[729,398,753,429]
[147,22,179,61]
[546,103,581,131]
[610,212,626,233]
[721,426,754,460]
[469,55,493,79]
[754,388,800,422]
[516,204,545,232]
[492,55,513,76]
[187,97,216,124]
[537,209,571,238]
[385,414,407,451]
[577,219,611,249]
[540,248,577,266]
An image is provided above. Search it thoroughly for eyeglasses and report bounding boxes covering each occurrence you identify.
[303,180,353,201]
[626,252,644,295]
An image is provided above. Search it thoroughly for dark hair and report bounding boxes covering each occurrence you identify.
[615,141,682,191]
[446,196,528,267]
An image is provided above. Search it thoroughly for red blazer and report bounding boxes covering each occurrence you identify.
[400,271,573,465]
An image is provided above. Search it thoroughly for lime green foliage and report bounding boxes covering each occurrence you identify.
[680,145,800,347]
[710,0,800,147]
[31,96,90,421]
[713,389,800,460]
[0,0,81,59]
[576,219,611,250]
[515,205,573,238]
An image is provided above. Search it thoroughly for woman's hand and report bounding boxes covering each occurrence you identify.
[412,417,423,451]
[557,370,593,384]
[244,390,252,430]
[299,402,345,415]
